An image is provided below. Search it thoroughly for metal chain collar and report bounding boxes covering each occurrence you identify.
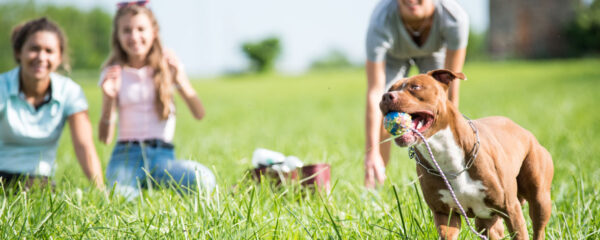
[408,114,480,179]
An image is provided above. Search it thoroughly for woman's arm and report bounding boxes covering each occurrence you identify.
[364,60,387,188]
[69,111,104,188]
[444,48,466,107]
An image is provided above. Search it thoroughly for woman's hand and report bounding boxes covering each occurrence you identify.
[101,65,121,99]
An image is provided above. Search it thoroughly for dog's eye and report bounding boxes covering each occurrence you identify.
[410,85,421,91]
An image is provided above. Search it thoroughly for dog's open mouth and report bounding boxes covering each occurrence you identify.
[409,111,434,133]
[394,111,434,147]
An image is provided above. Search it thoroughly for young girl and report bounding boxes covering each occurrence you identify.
[0,17,104,189]
[99,2,215,199]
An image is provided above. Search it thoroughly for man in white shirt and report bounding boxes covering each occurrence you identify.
[364,0,469,188]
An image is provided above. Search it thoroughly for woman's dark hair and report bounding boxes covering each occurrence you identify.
[11,17,70,72]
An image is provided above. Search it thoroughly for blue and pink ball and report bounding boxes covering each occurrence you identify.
[383,112,413,136]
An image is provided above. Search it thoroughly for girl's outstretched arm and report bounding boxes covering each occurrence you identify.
[166,51,205,120]
[176,79,206,120]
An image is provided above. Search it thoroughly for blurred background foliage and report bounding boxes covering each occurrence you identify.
[0,0,112,71]
[309,49,354,71]
[0,0,598,73]
[466,31,488,61]
[565,0,600,56]
[241,37,281,73]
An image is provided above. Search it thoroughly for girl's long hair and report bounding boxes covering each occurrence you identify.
[103,5,172,120]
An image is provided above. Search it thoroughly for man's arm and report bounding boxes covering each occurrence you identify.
[444,48,466,107]
[365,60,387,188]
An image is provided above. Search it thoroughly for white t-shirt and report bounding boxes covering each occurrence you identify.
[366,0,469,62]
[100,66,175,142]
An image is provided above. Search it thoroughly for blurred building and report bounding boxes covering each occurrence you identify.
[488,0,577,58]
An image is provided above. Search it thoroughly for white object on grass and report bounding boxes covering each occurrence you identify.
[252,148,304,173]
[252,148,286,168]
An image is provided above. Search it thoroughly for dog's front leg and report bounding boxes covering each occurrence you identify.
[433,212,461,240]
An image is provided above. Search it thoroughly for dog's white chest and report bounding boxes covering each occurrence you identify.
[416,127,492,218]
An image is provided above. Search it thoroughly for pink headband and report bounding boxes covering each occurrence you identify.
[117,0,149,8]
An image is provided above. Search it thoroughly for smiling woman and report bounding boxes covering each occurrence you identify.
[0,17,104,189]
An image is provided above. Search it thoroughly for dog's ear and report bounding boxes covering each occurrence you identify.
[427,69,467,85]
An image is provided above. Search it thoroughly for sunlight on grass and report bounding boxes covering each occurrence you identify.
[1,59,599,238]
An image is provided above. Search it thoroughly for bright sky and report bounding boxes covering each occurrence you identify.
[36,0,489,76]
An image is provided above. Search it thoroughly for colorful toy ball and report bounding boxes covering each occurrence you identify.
[383,112,413,136]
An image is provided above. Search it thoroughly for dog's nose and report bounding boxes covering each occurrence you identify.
[382,92,397,103]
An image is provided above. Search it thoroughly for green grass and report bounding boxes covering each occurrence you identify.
[1,59,599,239]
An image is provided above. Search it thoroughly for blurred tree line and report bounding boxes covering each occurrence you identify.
[0,0,112,71]
[2,1,596,75]
[466,31,487,61]
[306,30,490,72]
[241,37,281,73]
[310,49,355,71]
[565,0,600,56]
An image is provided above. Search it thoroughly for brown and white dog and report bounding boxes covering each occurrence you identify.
[379,69,553,240]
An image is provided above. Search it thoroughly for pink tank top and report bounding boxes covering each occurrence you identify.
[101,66,175,142]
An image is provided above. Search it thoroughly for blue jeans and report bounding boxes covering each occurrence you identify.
[105,142,216,200]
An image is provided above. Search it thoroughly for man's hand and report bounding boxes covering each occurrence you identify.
[365,151,386,188]
[365,60,388,189]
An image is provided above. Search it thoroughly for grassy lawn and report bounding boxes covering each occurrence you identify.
[1,59,599,238]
